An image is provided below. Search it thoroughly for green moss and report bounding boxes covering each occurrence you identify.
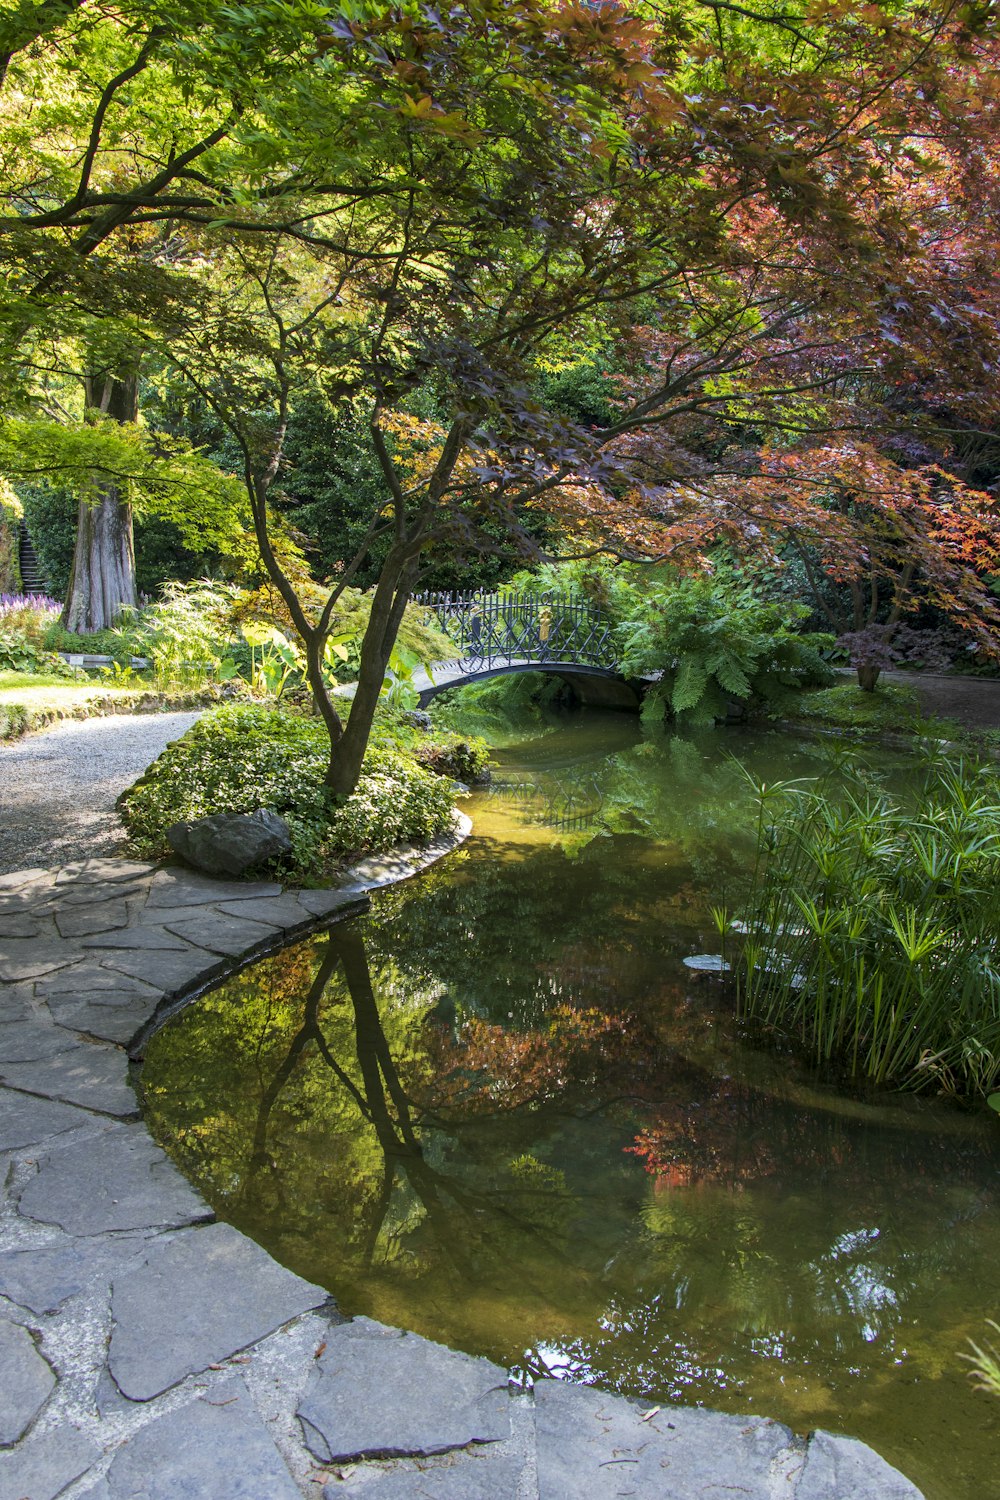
[776,680,925,735]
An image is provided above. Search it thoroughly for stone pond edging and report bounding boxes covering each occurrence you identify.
[0,817,925,1500]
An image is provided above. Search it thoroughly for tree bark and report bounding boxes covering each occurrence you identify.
[60,369,139,632]
[857,662,881,691]
[324,547,418,798]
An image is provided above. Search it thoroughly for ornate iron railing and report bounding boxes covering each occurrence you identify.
[416,590,616,670]
[486,772,606,833]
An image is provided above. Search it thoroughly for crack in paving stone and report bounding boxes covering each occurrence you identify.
[17,1125,213,1236]
[0,1089,97,1152]
[0,1422,101,1500]
[796,1431,925,1500]
[0,1044,137,1117]
[79,1379,302,1500]
[107,1221,328,1401]
[297,1318,511,1464]
[0,1234,157,1315]
[0,1317,57,1444]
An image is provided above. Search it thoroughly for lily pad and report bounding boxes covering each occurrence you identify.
[683,954,731,973]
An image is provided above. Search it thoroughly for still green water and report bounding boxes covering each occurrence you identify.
[142,711,1000,1499]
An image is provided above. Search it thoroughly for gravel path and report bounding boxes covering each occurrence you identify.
[884,670,1000,731]
[0,711,201,875]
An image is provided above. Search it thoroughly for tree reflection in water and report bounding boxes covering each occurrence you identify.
[142,712,1000,1500]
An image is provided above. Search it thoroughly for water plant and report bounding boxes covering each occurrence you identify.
[725,753,1000,1098]
[961,1322,1000,1399]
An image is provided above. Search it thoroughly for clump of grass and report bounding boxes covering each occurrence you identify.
[961,1322,1000,1398]
[722,752,1000,1099]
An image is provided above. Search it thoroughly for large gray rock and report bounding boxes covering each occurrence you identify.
[0,1319,56,1443]
[88,1383,301,1499]
[108,1221,328,1400]
[798,1430,925,1499]
[533,1380,798,1500]
[298,1318,510,1463]
[18,1126,211,1235]
[167,810,292,878]
[0,1423,100,1499]
[0,1088,93,1152]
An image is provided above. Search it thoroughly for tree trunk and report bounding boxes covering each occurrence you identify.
[60,369,139,632]
[324,549,418,798]
[857,662,881,691]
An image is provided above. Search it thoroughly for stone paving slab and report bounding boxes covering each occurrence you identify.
[0,1318,56,1444]
[80,1382,303,1500]
[213,893,319,927]
[98,945,227,995]
[51,996,163,1046]
[798,1431,925,1500]
[0,1233,153,1314]
[0,866,50,890]
[34,961,162,1001]
[298,1317,511,1463]
[144,869,283,906]
[0,1039,137,1117]
[533,1378,799,1500]
[0,939,81,982]
[0,1087,95,1151]
[81,925,194,951]
[17,1124,212,1235]
[0,1017,80,1062]
[108,1221,329,1400]
[0,911,45,938]
[54,900,130,938]
[53,859,158,885]
[0,1041,137,1117]
[0,1423,101,1500]
[160,909,282,956]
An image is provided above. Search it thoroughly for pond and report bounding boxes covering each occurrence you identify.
[142,708,1000,1500]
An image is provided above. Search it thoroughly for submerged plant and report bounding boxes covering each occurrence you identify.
[727,753,1000,1098]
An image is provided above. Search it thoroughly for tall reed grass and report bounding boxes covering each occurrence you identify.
[721,753,1000,1098]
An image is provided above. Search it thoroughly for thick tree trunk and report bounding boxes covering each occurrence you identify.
[60,369,139,633]
[857,662,881,691]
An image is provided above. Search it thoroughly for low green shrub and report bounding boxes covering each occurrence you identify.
[119,703,460,876]
[42,624,135,659]
[722,754,1000,1098]
[0,628,77,677]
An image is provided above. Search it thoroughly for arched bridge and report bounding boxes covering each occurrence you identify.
[412,590,643,710]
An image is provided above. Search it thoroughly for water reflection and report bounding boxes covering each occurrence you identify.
[142,718,1000,1500]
